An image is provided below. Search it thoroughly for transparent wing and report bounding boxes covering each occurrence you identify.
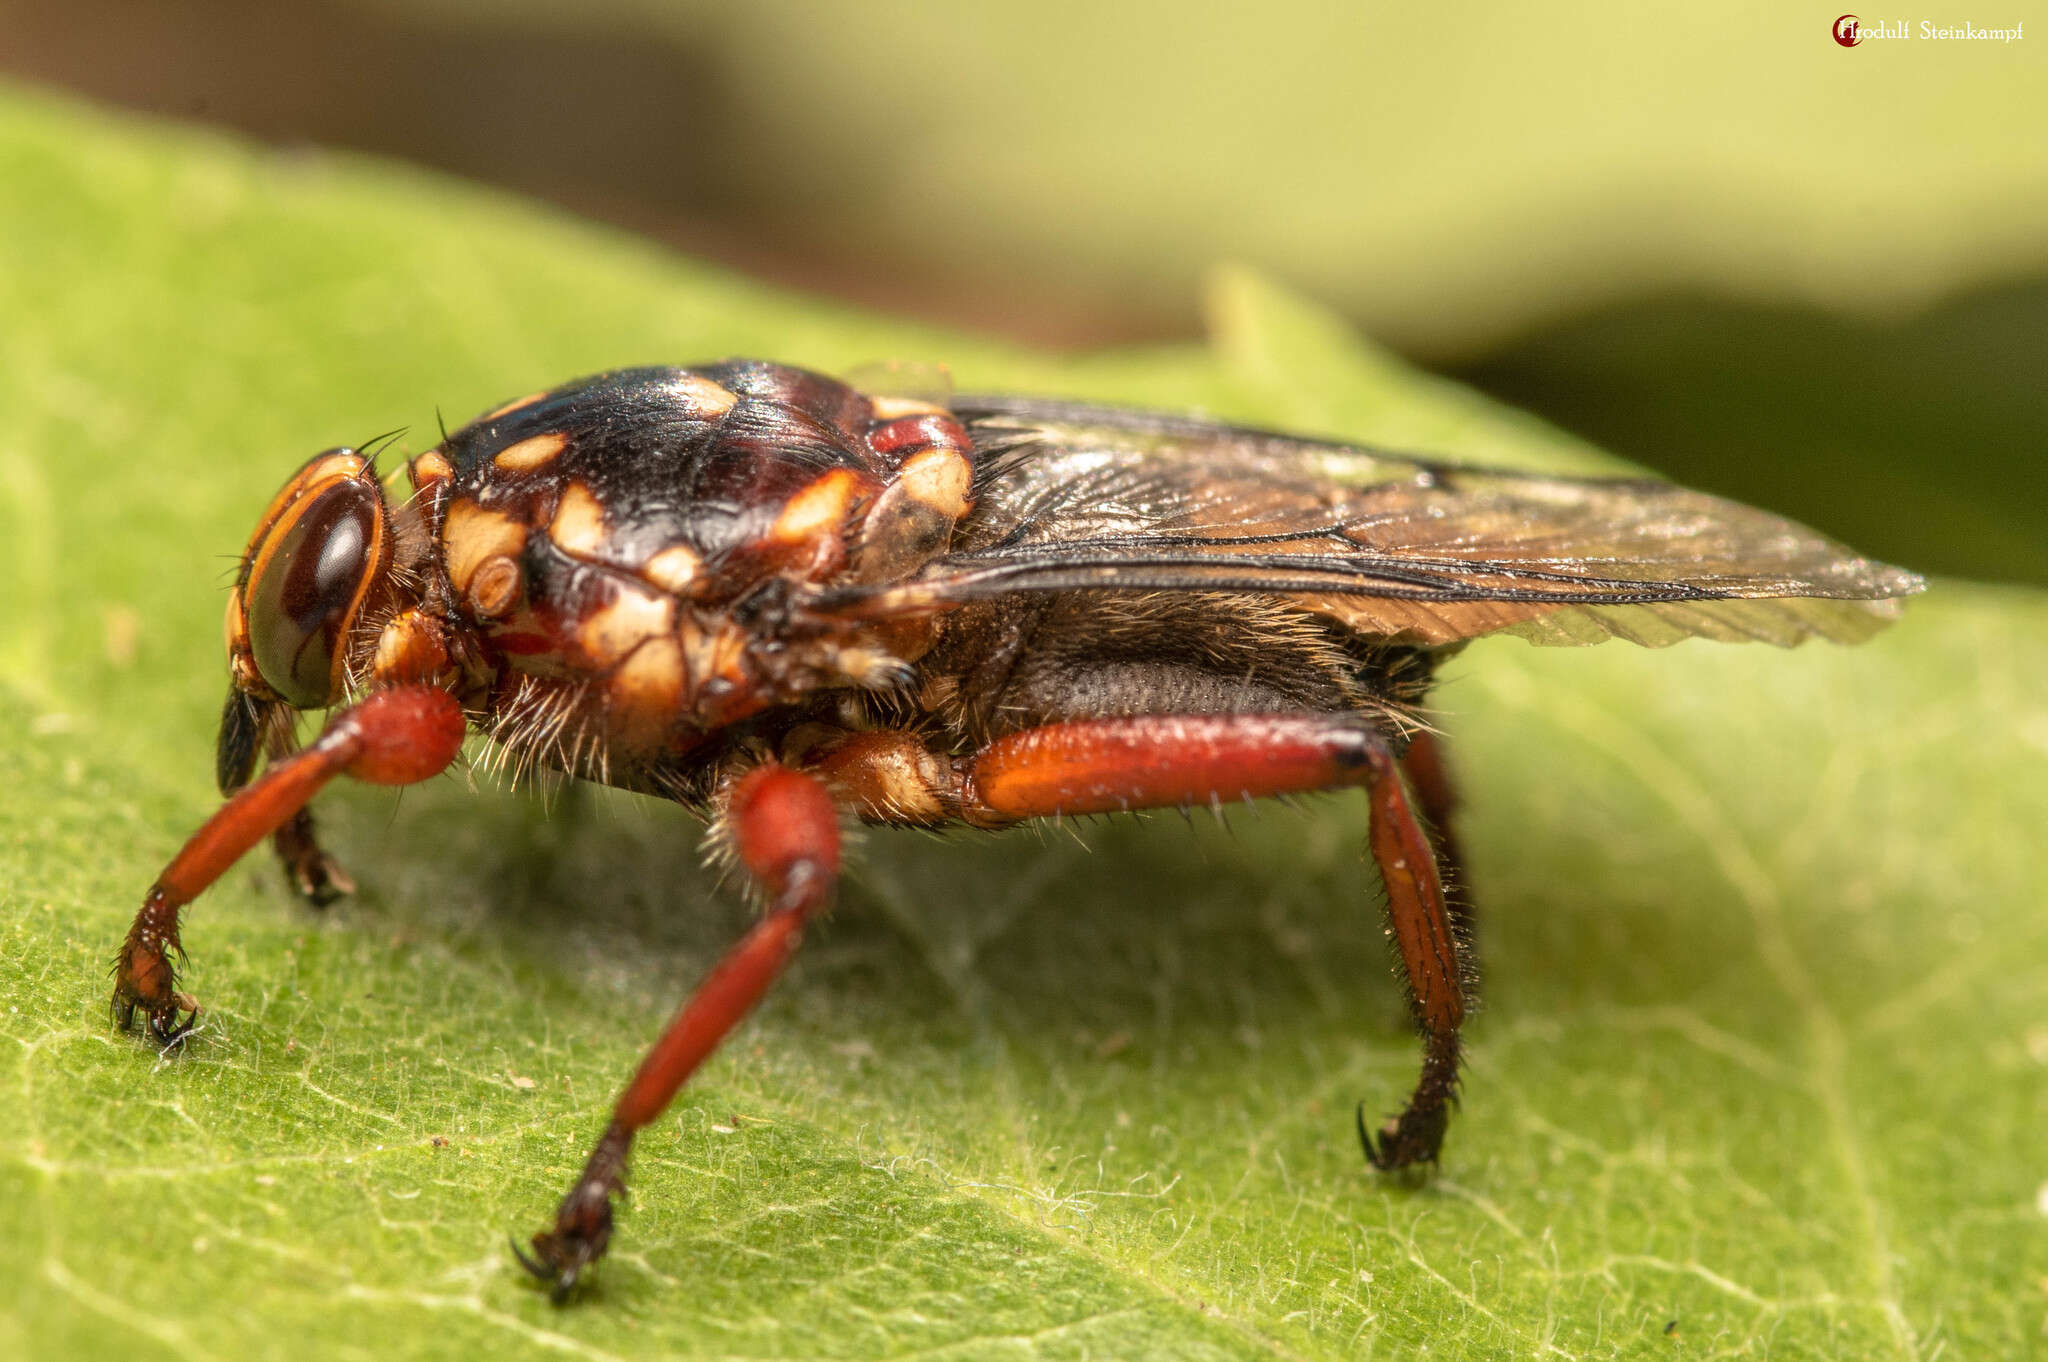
[813,397,1924,648]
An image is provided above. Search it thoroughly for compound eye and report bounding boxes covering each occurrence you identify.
[245,478,386,707]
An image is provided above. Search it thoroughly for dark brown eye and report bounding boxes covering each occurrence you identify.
[245,479,385,707]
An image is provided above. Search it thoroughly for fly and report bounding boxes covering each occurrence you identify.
[109,362,1923,1300]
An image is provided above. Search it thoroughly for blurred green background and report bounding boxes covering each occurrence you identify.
[5,0,2044,581]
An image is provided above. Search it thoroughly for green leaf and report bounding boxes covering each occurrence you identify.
[3,85,2042,1361]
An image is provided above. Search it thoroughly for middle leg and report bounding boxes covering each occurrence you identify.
[517,762,843,1301]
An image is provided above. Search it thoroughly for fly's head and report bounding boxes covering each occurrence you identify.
[217,445,436,793]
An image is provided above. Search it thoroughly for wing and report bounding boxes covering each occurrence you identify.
[813,396,1924,648]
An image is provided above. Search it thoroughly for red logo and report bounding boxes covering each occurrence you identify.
[1833,14,1863,44]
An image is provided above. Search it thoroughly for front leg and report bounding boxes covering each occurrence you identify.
[219,689,358,907]
[270,807,358,906]
[112,686,466,1046]
[261,726,358,907]
[517,764,842,1302]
